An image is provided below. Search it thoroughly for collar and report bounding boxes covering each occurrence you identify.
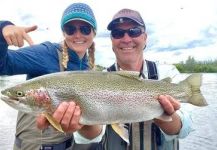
[115,60,148,79]
[68,48,88,64]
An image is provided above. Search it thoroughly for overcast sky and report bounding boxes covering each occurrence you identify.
[1,0,217,67]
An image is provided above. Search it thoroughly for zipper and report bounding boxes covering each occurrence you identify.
[79,59,82,70]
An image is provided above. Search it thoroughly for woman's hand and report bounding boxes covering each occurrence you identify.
[2,25,37,47]
[36,101,83,133]
[36,101,103,139]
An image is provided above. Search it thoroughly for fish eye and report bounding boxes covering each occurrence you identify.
[16,91,24,97]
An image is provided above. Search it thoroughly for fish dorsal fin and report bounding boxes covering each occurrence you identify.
[111,123,129,144]
[160,77,172,83]
[42,112,64,133]
[116,71,141,81]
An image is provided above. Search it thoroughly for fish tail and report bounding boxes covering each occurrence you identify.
[181,73,208,106]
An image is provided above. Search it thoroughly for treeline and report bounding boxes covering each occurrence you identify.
[94,65,106,71]
[174,56,217,73]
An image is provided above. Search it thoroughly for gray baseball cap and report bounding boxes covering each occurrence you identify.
[107,8,146,31]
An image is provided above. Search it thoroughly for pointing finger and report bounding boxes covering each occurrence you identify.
[23,25,37,46]
[25,25,38,33]
[23,33,34,46]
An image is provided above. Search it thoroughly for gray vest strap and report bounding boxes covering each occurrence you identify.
[143,121,153,150]
[131,121,158,150]
[130,122,140,150]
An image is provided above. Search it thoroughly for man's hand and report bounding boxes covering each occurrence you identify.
[158,95,180,115]
[2,25,37,47]
[154,95,182,135]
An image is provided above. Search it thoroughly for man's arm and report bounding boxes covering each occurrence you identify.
[154,95,193,140]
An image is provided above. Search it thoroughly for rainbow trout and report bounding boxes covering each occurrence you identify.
[1,71,207,133]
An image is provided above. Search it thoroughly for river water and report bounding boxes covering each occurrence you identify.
[0,73,216,150]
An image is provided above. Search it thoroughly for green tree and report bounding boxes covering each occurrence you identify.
[174,56,217,73]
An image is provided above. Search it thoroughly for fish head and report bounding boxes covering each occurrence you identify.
[1,80,52,115]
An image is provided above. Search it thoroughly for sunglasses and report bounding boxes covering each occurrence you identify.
[111,27,144,39]
[63,24,92,36]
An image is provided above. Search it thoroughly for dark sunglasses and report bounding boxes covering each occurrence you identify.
[111,27,144,39]
[63,24,92,36]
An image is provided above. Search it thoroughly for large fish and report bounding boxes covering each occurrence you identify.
[1,71,207,134]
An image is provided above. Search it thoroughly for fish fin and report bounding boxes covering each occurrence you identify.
[42,112,64,133]
[116,71,141,80]
[111,123,129,144]
[180,73,208,106]
[160,77,172,83]
[46,89,62,108]
[155,113,172,122]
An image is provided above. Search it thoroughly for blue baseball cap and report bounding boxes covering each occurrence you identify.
[61,3,97,31]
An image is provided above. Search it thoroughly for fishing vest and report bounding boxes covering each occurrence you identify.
[103,60,179,150]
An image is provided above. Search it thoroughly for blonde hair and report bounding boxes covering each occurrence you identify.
[61,41,95,70]
[87,42,95,70]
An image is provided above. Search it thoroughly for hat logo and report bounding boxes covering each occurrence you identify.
[119,18,124,23]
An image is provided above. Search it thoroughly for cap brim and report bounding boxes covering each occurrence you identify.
[107,17,143,30]
[64,18,94,28]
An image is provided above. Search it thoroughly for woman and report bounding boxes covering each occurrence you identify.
[0,3,103,150]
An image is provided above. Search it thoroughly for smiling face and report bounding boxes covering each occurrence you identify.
[111,21,147,70]
[63,20,96,58]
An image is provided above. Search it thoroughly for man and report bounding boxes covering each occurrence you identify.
[103,8,193,150]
